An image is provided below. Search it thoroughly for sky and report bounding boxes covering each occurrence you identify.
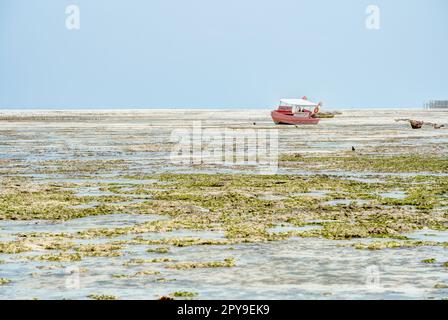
[0,0,447,109]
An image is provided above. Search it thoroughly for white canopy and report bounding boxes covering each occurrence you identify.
[280,98,318,107]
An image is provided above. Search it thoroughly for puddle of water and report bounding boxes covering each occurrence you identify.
[379,191,407,200]
[404,229,448,242]
[257,194,287,201]
[0,214,167,236]
[120,187,137,192]
[323,199,370,206]
[291,191,328,198]
[73,187,118,197]
[110,199,149,206]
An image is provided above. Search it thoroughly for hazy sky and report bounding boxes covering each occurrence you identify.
[0,0,447,109]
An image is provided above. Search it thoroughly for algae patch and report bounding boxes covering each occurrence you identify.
[165,258,235,270]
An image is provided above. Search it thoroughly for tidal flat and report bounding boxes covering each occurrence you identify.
[0,109,448,299]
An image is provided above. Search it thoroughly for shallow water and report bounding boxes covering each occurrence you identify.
[1,235,447,300]
[404,229,448,242]
[1,109,448,300]
[0,214,167,236]
[379,191,407,200]
[291,191,328,198]
[323,199,370,206]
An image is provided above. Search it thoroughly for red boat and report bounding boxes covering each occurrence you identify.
[271,97,321,125]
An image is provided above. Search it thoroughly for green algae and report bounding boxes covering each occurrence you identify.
[117,237,232,247]
[111,274,130,279]
[36,159,128,175]
[30,252,83,262]
[133,270,161,276]
[112,269,161,279]
[147,247,170,254]
[3,171,446,247]
[279,154,448,173]
[88,294,118,300]
[0,180,133,220]
[422,258,437,264]
[0,239,124,260]
[156,278,175,283]
[74,244,123,257]
[123,258,174,266]
[165,258,235,270]
[1,155,447,296]
[295,221,408,240]
[36,265,67,270]
[0,278,11,285]
[171,291,198,298]
[352,241,443,250]
[0,190,120,220]
[0,241,32,254]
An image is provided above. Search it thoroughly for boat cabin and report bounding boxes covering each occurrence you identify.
[277,98,318,115]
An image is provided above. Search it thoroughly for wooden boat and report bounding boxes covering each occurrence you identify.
[313,112,335,119]
[271,97,321,125]
[395,119,445,129]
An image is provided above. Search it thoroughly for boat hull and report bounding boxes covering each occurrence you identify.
[271,111,320,125]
